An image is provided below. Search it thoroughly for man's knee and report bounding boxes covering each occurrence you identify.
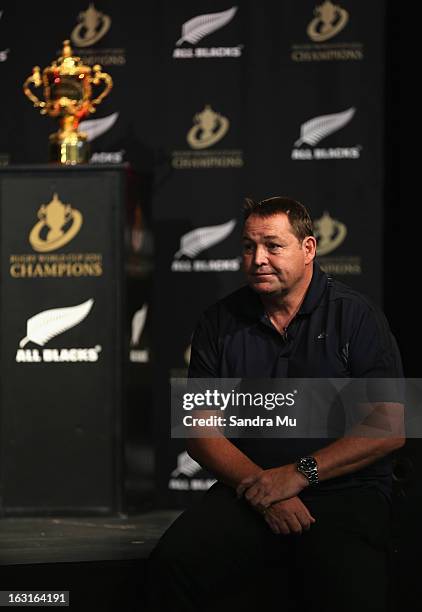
[148,508,209,579]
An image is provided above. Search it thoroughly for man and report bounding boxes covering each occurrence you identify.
[147,196,404,612]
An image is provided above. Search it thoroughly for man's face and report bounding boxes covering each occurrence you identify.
[242,213,314,296]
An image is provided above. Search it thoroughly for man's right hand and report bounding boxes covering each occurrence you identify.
[261,496,316,535]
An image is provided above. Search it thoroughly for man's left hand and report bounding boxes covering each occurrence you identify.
[236,464,308,509]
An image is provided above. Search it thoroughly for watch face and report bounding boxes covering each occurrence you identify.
[300,457,317,470]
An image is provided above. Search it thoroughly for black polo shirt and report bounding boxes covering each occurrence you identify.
[188,263,403,500]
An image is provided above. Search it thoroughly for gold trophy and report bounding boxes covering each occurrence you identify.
[23,40,113,164]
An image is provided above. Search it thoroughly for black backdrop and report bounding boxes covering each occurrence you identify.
[0,0,414,513]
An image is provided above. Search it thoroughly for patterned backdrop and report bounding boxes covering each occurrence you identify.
[0,1,397,508]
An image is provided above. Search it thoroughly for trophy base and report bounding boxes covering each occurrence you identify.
[49,133,90,165]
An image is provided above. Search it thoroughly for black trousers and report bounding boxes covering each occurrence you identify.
[146,483,393,612]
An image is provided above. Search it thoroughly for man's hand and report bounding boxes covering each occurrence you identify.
[236,464,308,509]
[261,496,316,535]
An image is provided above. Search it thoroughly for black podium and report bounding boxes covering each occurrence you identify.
[0,165,127,515]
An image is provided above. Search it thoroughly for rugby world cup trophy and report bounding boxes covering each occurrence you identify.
[23,40,113,164]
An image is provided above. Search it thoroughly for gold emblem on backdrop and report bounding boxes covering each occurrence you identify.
[307,1,349,42]
[314,211,347,256]
[187,105,230,149]
[29,193,83,253]
[71,3,111,47]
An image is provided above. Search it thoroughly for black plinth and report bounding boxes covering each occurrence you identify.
[0,165,127,516]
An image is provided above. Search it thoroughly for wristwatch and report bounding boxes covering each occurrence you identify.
[296,456,319,486]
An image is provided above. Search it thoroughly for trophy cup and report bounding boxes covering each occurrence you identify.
[23,40,113,164]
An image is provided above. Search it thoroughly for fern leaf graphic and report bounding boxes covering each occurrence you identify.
[294,107,356,147]
[79,112,119,142]
[176,6,237,46]
[19,299,94,348]
[131,304,148,347]
[172,451,202,477]
[184,343,192,366]
[175,219,236,259]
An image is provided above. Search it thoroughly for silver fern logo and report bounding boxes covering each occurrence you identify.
[184,343,192,366]
[171,452,202,477]
[0,48,9,63]
[292,108,362,161]
[130,304,149,364]
[173,6,242,59]
[176,7,237,46]
[174,219,236,258]
[19,299,93,348]
[79,112,119,142]
[169,451,217,491]
[172,219,240,273]
[295,108,355,146]
[0,12,8,64]
[131,304,148,346]
[16,299,102,364]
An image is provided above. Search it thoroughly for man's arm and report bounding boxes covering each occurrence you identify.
[314,406,405,481]
[237,432,405,509]
[237,390,405,507]
[186,313,264,487]
[186,436,262,488]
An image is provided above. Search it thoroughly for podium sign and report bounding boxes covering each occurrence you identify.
[0,165,125,515]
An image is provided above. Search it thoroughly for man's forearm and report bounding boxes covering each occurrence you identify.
[236,436,405,509]
[310,401,405,481]
[186,437,262,488]
[313,436,405,482]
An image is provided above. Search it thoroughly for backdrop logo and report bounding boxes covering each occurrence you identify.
[173,6,242,59]
[315,212,362,276]
[172,451,201,477]
[130,304,149,363]
[184,343,191,366]
[173,106,243,169]
[79,112,119,142]
[187,105,229,149]
[307,1,349,42]
[79,112,124,164]
[291,108,362,160]
[0,48,9,62]
[291,1,363,62]
[71,3,111,47]
[16,298,102,363]
[69,4,125,66]
[168,451,216,491]
[19,299,93,348]
[29,193,83,253]
[176,6,236,45]
[0,10,9,63]
[172,219,240,272]
[314,211,347,255]
[10,195,103,280]
[295,107,354,146]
